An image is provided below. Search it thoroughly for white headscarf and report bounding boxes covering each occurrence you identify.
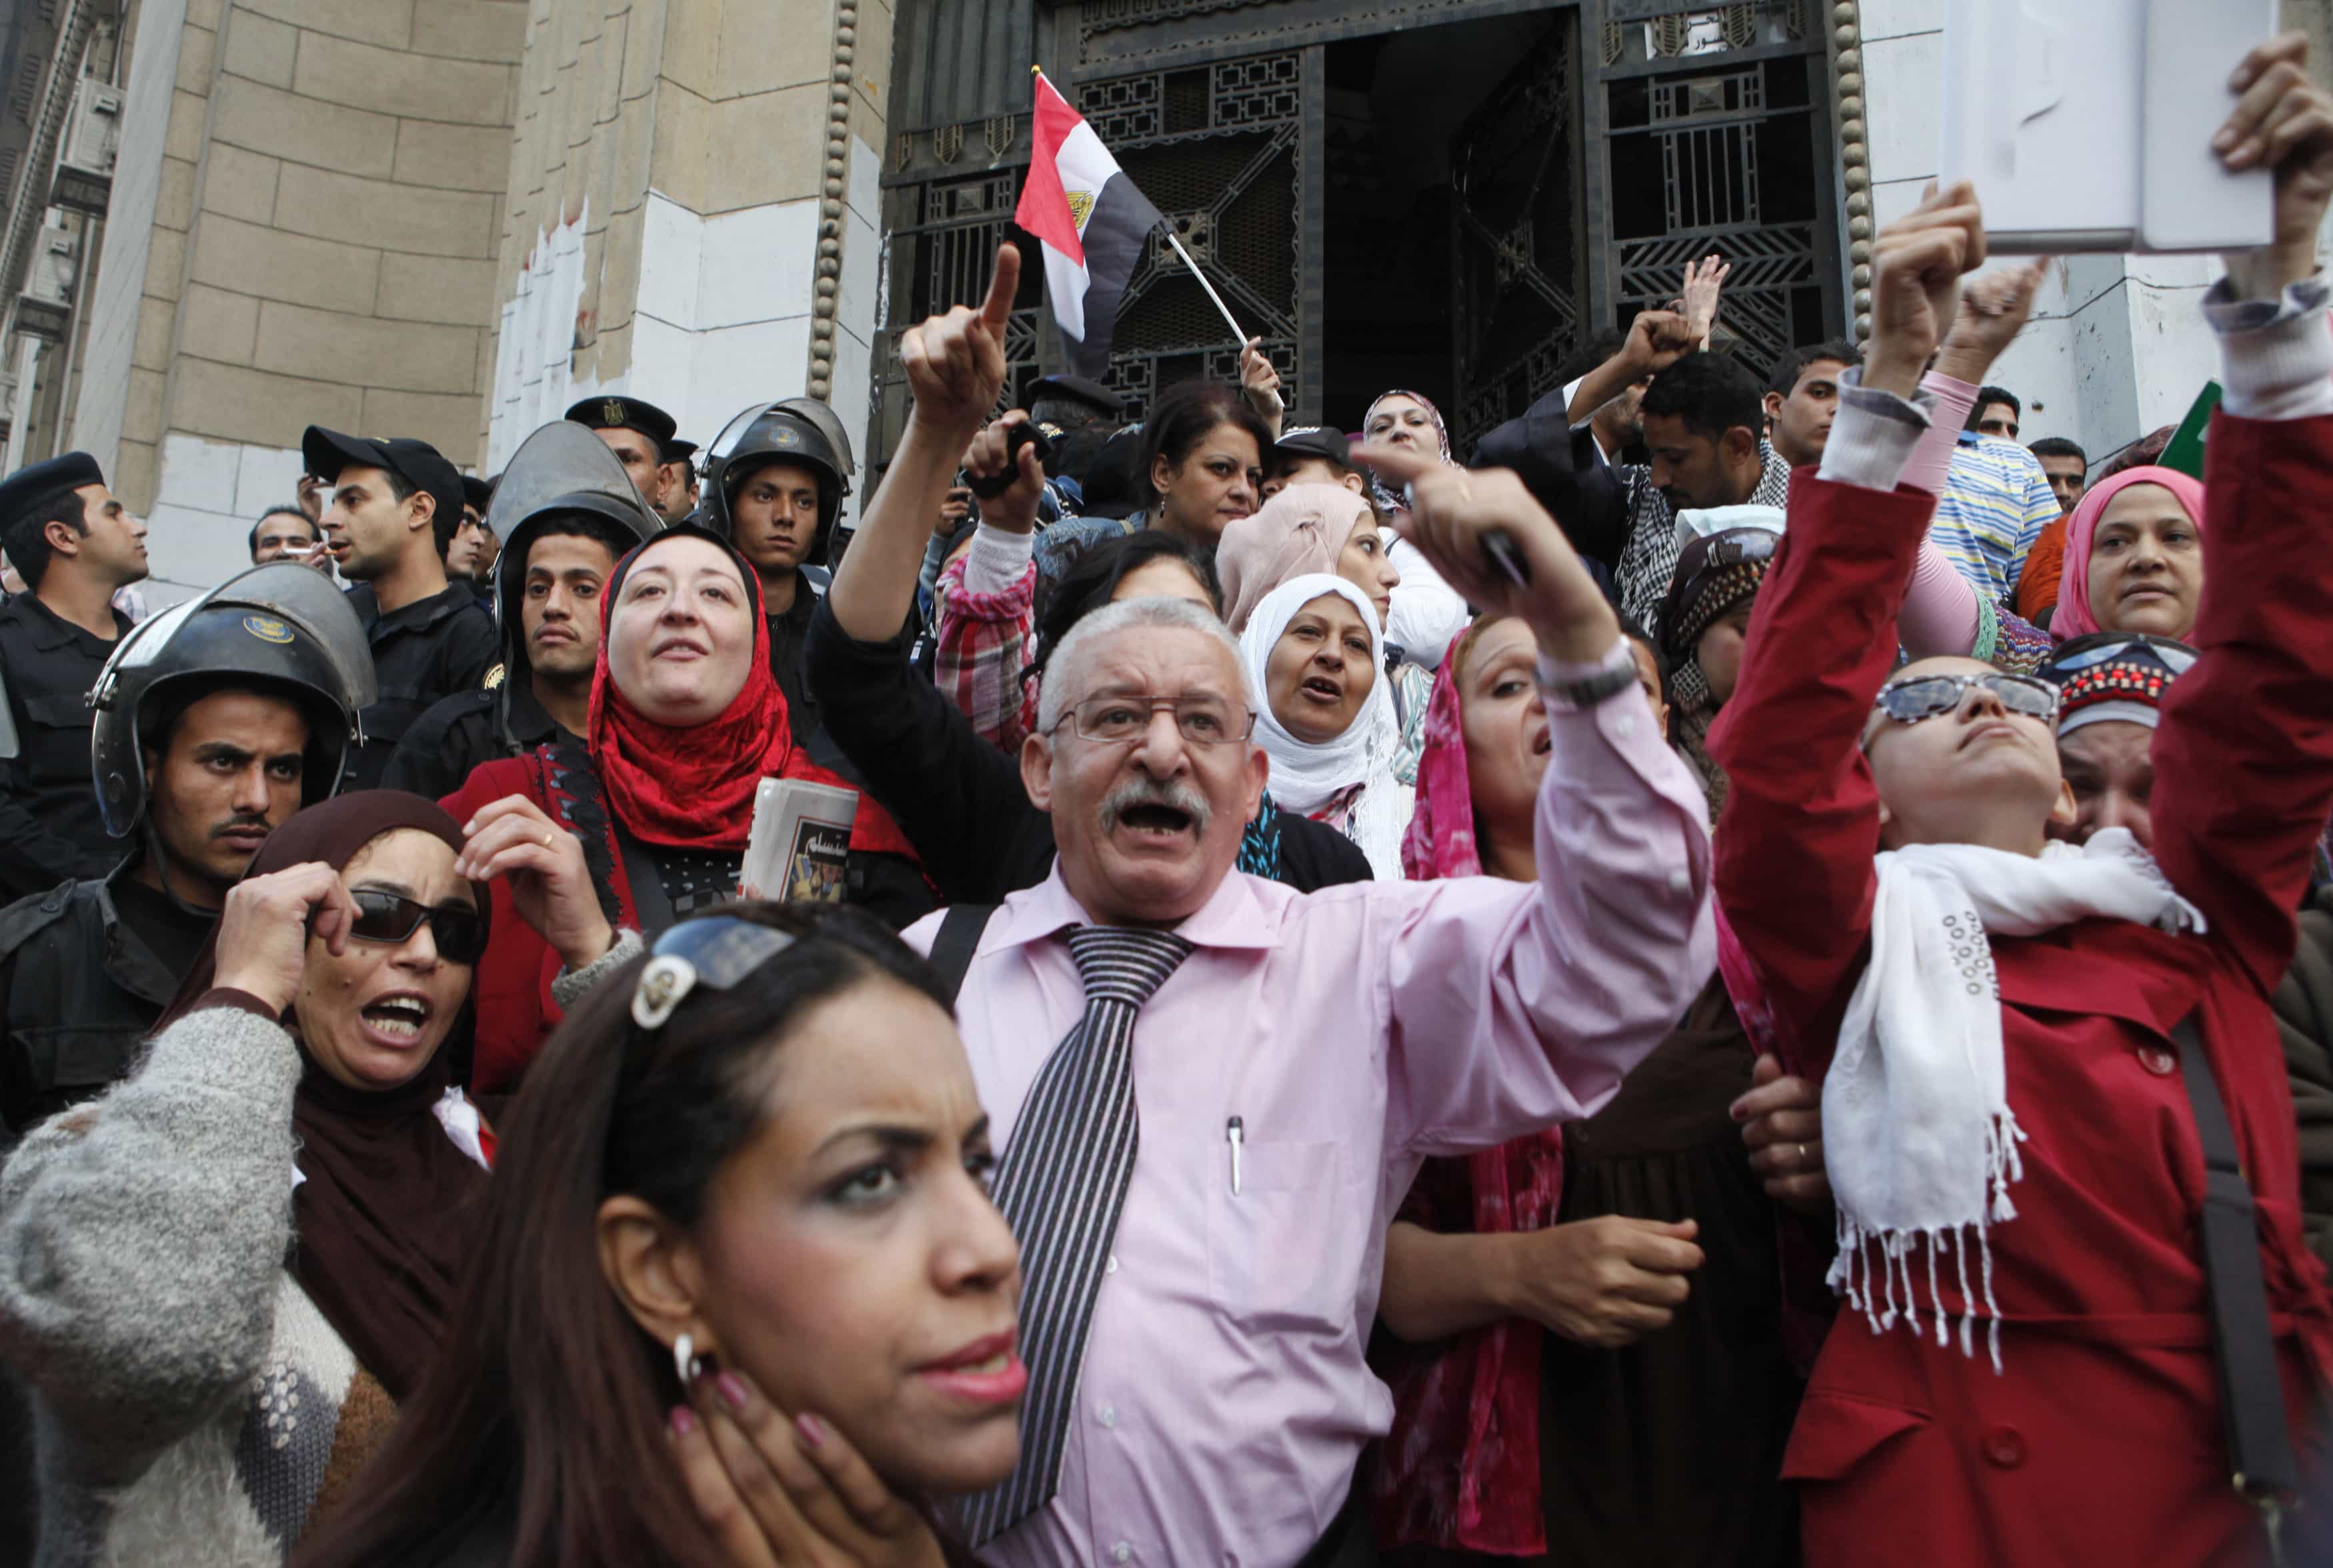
[1237,574,1410,877]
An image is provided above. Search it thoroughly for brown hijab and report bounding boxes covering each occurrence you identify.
[156,790,491,1401]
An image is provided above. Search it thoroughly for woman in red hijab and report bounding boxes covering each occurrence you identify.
[445,524,925,1092]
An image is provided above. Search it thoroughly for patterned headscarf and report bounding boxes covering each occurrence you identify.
[2051,465,2205,640]
[2033,630,2198,736]
[1658,526,1780,821]
[1362,390,1453,513]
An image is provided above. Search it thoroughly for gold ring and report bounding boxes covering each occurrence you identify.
[1798,1143,1810,1164]
[541,833,555,848]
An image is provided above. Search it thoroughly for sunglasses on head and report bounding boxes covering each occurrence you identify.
[347,888,488,966]
[1870,670,2060,728]
[631,914,799,1031]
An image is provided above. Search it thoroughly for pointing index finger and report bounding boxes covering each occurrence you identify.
[1348,440,1434,488]
[980,243,1021,334]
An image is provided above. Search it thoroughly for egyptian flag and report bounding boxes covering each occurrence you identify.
[1016,69,1164,380]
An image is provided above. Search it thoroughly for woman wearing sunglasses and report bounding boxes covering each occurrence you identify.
[295,903,1017,1568]
[1710,114,2333,1568]
[0,789,627,1565]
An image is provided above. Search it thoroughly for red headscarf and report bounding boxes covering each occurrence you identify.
[588,526,791,852]
[2050,464,2206,640]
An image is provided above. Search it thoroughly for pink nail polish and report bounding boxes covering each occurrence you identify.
[795,1413,827,1448]
[717,1370,749,1410]
[670,1405,698,1437]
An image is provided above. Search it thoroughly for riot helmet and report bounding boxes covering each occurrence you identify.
[485,418,663,655]
[700,398,855,564]
[88,562,376,838]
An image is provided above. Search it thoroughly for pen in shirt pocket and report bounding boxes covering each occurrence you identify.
[1226,1115,1243,1195]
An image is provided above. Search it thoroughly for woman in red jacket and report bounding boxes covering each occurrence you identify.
[1712,46,2333,1565]
[445,524,925,1092]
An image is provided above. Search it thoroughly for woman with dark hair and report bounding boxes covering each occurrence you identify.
[443,524,928,1094]
[1368,617,1821,1567]
[0,791,612,1567]
[294,902,1019,1568]
[1027,379,1270,594]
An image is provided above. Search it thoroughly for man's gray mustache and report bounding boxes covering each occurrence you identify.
[1098,776,1212,836]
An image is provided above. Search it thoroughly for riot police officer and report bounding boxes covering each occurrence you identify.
[0,562,369,1137]
[566,393,691,522]
[303,426,497,788]
[701,398,859,746]
[383,420,659,799]
[0,452,150,902]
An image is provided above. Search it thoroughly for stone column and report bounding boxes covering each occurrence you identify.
[483,0,895,502]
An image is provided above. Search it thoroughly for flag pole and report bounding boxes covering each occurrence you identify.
[1161,229,1250,350]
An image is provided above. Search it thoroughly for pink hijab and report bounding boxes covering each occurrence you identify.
[1216,482,1376,634]
[2051,464,2206,640]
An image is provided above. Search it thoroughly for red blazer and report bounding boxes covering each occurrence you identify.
[1709,414,2333,1567]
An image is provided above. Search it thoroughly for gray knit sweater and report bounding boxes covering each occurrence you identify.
[0,936,640,1568]
[0,1002,314,1567]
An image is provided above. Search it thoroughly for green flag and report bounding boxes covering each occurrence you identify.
[2156,381,2220,479]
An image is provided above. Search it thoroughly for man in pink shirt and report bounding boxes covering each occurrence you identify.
[833,247,1716,1567]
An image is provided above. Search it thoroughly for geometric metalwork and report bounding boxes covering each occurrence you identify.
[1448,21,1582,456]
[1073,52,1302,422]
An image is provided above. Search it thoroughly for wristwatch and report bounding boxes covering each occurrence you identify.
[1538,661,1641,709]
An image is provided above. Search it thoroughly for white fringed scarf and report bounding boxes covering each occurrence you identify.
[1826,828,2204,1369]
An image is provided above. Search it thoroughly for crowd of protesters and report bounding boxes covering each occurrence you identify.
[0,32,2330,1568]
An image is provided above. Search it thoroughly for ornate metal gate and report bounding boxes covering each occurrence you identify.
[1446,22,1584,462]
[872,0,1844,469]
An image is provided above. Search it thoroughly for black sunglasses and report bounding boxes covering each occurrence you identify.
[347,888,488,966]
[1870,671,2060,728]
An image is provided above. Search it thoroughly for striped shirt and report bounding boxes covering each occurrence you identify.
[1928,434,2059,607]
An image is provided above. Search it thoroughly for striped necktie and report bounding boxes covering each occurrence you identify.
[958,924,1194,1546]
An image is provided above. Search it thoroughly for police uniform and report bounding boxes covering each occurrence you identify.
[0,560,367,1134]
[0,452,133,902]
[301,427,499,790]
[703,399,879,756]
[383,419,658,799]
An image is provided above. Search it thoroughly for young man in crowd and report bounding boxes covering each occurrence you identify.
[566,393,688,518]
[303,426,497,789]
[1762,341,1858,468]
[383,422,657,799]
[0,565,363,1134]
[1624,351,1793,625]
[2014,435,2091,622]
[829,241,1714,1567]
[1928,386,2062,608]
[1966,383,2022,438]
[0,453,149,902]
[702,398,854,746]
[248,504,321,566]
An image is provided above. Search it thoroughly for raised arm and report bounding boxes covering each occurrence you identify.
[1349,445,1712,1151]
[0,859,353,1474]
[2150,38,2333,989]
[1708,185,1986,1070]
[829,244,1025,642]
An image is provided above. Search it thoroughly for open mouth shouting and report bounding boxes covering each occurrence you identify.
[1099,779,1212,849]
[1298,672,1345,708]
[357,991,435,1050]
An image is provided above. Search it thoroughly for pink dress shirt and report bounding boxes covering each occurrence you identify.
[904,643,1716,1568]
